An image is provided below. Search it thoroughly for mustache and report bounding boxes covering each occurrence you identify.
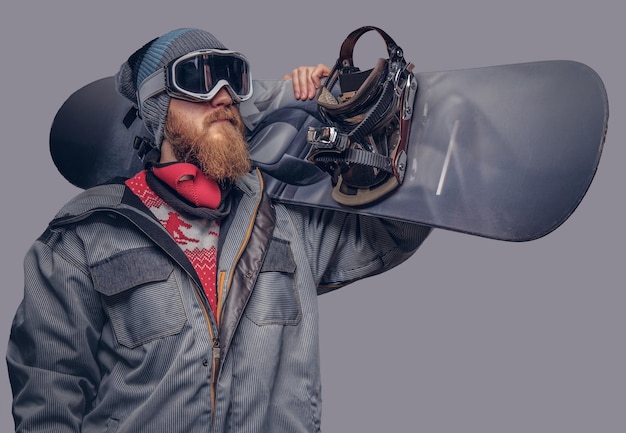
[204,107,242,126]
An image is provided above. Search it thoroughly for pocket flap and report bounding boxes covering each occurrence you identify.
[261,238,296,274]
[91,247,173,296]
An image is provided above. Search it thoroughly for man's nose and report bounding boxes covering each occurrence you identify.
[210,87,233,107]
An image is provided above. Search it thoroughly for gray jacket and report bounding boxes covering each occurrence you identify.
[7,169,430,433]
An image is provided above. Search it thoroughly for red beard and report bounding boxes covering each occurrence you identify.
[164,106,251,182]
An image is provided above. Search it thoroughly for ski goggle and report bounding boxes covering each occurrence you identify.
[137,49,253,109]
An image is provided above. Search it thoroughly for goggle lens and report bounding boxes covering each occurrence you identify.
[170,50,252,102]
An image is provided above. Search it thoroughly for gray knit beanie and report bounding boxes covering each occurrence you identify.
[115,28,228,149]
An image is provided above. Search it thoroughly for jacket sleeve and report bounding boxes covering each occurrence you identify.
[286,205,431,293]
[239,79,320,130]
[6,229,104,432]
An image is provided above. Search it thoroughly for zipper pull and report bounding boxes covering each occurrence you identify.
[211,338,221,387]
[210,338,221,425]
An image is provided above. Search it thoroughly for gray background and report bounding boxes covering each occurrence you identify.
[1,1,623,431]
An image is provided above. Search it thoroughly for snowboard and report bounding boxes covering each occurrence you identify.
[49,60,608,242]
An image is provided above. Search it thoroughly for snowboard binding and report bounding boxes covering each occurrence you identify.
[307,25,417,206]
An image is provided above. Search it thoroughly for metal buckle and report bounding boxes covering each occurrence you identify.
[307,126,348,151]
[401,72,417,120]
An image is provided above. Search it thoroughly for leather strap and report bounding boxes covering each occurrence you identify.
[338,26,400,69]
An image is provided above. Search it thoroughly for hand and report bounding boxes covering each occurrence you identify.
[283,64,331,101]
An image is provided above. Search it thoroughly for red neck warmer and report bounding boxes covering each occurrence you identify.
[152,163,221,209]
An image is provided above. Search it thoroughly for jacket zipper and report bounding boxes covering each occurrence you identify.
[192,283,221,425]
[210,271,227,424]
[210,338,221,416]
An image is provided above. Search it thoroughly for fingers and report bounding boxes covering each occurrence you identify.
[287,64,331,100]
[291,66,316,100]
[310,64,331,89]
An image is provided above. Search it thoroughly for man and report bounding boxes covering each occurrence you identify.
[7,28,430,433]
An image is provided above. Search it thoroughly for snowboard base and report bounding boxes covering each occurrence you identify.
[50,60,608,241]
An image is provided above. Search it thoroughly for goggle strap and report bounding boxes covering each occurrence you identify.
[137,68,167,113]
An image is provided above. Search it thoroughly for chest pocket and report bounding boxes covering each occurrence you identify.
[245,238,301,326]
[91,247,187,348]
